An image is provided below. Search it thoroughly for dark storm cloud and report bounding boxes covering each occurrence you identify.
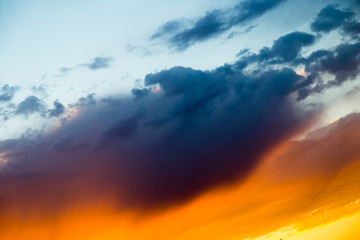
[0,61,315,215]
[144,66,228,116]
[153,0,285,50]
[99,114,142,148]
[15,96,46,116]
[0,84,19,102]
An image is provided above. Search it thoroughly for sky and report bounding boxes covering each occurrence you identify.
[0,0,360,239]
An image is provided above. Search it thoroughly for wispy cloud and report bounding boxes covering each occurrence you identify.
[80,56,113,70]
[57,56,113,76]
[152,0,285,51]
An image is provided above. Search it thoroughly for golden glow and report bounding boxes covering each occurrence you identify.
[0,151,9,167]
[329,117,340,124]
[151,85,161,93]
[240,212,360,240]
[1,143,360,239]
[285,213,360,240]
[295,68,307,77]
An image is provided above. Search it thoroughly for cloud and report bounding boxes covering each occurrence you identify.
[84,56,113,70]
[0,84,19,103]
[48,100,65,118]
[348,0,360,7]
[0,96,65,122]
[346,85,360,98]
[311,5,355,33]
[240,31,316,64]
[99,114,142,148]
[266,32,316,61]
[72,93,97,107]
[310,4,360,39]
[57,67,73,76]
[144,66,228,116]
[15,96,46,116]
[153,0,285,51]
[0,61,315,216]
[32,84,48,98]
[272,112,360,180]
[303,42,360,93]
[131,88,150,99]
[0,103,15,121]
[57,56,113,76]
[230,112,360,238]
[232,4,360,100]
[342,20,360,39]
[151,19,191,40]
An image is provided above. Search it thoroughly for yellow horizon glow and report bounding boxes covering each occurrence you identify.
[1,146,359,240]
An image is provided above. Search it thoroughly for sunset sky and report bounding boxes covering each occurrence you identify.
[1,0,360,239]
